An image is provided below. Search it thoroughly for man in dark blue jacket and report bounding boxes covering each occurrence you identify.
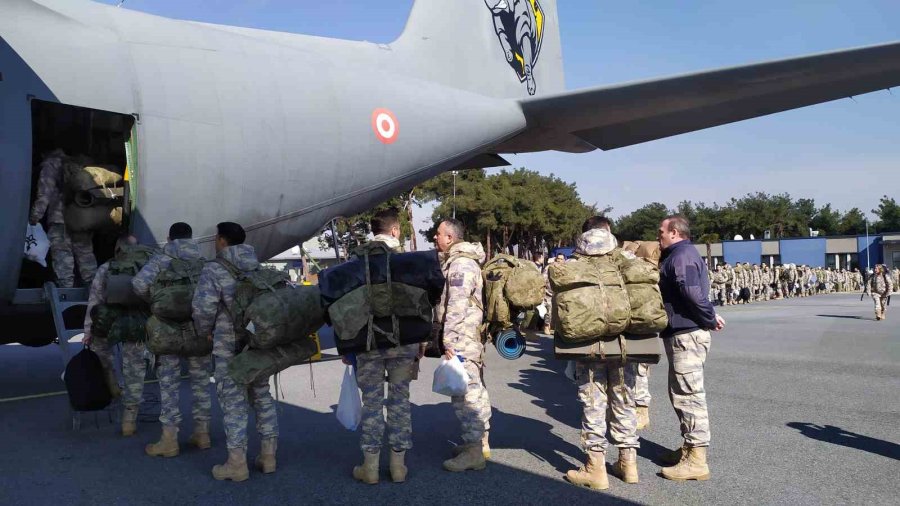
[656,216,725,482]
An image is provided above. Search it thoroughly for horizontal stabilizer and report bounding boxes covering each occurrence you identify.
[496,41,900,152]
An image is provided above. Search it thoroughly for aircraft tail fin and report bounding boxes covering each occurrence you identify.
[393,0,565,99]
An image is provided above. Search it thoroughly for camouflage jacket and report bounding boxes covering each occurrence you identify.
[868,272,894,296]
[29,150,67,225]
[436,242,486,361]
[132,239,204,301]
[83,262,110,341]
[192,244,260,357]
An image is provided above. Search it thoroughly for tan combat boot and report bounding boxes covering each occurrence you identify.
[212,448,250,482]
[443,443,486,472]
[389,450,407,483]
[352,450,380,484]
[661,446,710,481]
[188,420,211,450]
[658,444,687,466]
[452,432,491,460]
[121,405,138,437]
[636,406,650,430]
[565,450,609,490]
[255,437,277,474]
[611,447,639,484]
[145,425,179,458]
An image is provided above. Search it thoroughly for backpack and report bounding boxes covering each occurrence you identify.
[91,245,156,344]
[146,316,213,357]
[64,347,112,411]
[322,243,442,354]
[575,253,631,335]
[228,336,319,385]
[618,256,668,335]
[482,254,545,330]
[548,259,609,342]
[218,259,324,350]
[149,257,206,322]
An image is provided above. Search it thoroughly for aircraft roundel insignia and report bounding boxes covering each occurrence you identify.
[372,108,399,144]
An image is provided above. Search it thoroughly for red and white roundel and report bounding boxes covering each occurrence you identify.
[372,108,399,144]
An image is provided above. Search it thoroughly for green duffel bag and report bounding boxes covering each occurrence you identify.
[150,258,206,321]
[579,255,630,336]
[107,308,148,345]
[63,162,123,192]
[625,284,668,335]
[146,316,212,357]
[619,256,660,285]
[64,202,123,232]
[549,260,609,342]
[228,337,319,385]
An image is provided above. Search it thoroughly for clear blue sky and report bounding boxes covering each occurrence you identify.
[98,0,899,228]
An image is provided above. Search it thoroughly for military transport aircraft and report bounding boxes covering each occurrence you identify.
[1,0,899,343]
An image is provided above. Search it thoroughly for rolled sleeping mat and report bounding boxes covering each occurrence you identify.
[495,328,526,360]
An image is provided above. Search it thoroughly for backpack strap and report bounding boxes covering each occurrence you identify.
[362,248,400,351]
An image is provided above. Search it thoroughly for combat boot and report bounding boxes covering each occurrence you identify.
[636,406,650,430]
[658,444,687,466]
[145,424,179,458]
[212,448,250,482]
[661,446,710,481]
[443,443,486,472]
[611,447,639,484]
[255,437,277,474]
[352,450,380,484]
[565,450,609,490]
[389,450,407,483]
[188,420,211,450]
[121,405,138,437]
[452,432,491,460]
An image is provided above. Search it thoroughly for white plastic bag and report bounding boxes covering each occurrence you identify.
[432,356,469,397]
[536,302,547,319]
[336,365,362,431]
[24,224,50,267]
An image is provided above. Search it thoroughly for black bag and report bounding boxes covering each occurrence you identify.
[740,287,751,302]
[64,347,112,411]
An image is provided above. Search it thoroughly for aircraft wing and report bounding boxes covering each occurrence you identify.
[496,42,900,153]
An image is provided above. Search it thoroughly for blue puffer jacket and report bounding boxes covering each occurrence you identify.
[659,240,718,338]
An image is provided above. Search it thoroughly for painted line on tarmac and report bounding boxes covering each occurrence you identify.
[0,377,182,404]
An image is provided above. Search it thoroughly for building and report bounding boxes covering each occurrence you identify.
[696,233,898,270]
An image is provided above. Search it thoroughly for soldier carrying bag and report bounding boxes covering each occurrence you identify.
[91,245,156,345]
[482,254,545,332]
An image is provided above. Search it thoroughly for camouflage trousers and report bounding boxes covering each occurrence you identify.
[634,363,651,408]
[451,358,492,445]
[121,342,148,408]
[873,294,888,319]
[356,345,418,453]
[214,353,279,450]
[575,360,638,453]
[157,354,212,428]
[46,223,96,288]
[664,330,712,447]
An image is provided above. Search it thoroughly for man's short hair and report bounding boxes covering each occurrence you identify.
[582,215,612,233]
[216,222,246,246]
[662,215,691,240]
[371,209,400,236]
[441,218,465,240]
[168,222,192,240]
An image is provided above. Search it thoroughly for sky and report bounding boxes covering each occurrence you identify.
[96,0,899,242]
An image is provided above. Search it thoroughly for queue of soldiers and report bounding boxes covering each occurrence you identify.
[711,263,870,305]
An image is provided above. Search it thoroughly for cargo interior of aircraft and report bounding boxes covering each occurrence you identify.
[21,100,136,289]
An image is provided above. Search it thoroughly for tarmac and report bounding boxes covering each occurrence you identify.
[0,293,897,505]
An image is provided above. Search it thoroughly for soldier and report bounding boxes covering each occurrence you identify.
[351,210,422,485]
[868,264,893,321]
[133,222,212,458]
[433,218,492,473]
[542,256,555,334]
[657,216,723,482]
[723,264,735,305]
[710,265,725,305]
[892,268,899,293]
[28,150,98,288]
[562,217,640,490]
[83,234,146,436]
[193,222,278,482]
[751,264,762,301]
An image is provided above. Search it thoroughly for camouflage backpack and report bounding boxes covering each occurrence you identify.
[548,258,610,342]
[228,336,319,385]
[482,254,545,329]
[146,315,212,357]
[618,255,668,335]
[574,253,631,336]
[91,245,157,344]
[149,257,206,322]
[218,259,324,350]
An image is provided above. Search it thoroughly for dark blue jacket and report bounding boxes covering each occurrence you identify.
[658,240,718,338]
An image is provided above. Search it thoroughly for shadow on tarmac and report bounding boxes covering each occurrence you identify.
[815,314,869,320]
[787,422,900,461]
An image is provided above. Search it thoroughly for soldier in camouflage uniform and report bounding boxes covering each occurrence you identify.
[868,264,893,321]
[351,210,422,485]
[132,223,212,458]
[710,265,725,305]
[29,150,97,288]
[433,219,491,473]
[193,222,278,482]
[723,264,735,305]
[83,235,146,436]
[892,268,899,293]
[542,258,555,334]
[562,218,640,490]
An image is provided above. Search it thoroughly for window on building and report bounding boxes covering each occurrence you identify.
[763,255,781,267]
[827,255,838,270]
[893,251,900,270]
[847,254,859,271]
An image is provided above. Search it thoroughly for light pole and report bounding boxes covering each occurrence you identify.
[452,170,458,219]
[865,217,870,271]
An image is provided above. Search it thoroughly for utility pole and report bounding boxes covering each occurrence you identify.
[452,170,458,219]
[330,219,341,262]
[865,217,870,271]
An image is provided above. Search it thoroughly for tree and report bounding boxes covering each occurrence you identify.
[317,193,415,257]
[810,204,842,236]
[873,196,900,232]
[615,203,670,241]
[838,208,867,235]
